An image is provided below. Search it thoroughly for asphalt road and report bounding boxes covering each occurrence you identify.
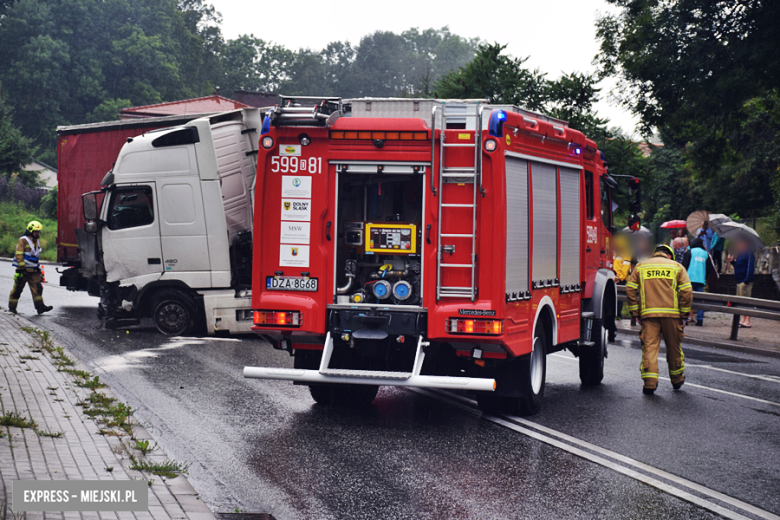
[3,268,780,520]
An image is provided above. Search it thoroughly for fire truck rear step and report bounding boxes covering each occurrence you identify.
[243,333,496,392]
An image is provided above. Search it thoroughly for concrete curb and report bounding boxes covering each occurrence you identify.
[617,326,780,359]
[0,310,216,520]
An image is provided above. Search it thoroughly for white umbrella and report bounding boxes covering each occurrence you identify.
[708,213,732,234]
[622,225,652,236]
[717,221,763,251]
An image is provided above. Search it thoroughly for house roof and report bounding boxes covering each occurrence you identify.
[119,95,251,119]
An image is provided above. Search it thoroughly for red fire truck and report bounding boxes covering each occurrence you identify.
[244,97,640,415]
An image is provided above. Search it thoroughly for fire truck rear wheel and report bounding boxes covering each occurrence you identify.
[309,384,378,407]
[151,290,195,336]
[510,326,548,417]
[579,318,606,386]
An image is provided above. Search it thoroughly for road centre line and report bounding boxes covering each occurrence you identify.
[549,354,780,408]
[411,388,780,520]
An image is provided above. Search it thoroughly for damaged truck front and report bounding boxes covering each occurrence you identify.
[74,108,262,335]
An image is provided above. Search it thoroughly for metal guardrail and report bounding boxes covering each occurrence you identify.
[617,285,780,341]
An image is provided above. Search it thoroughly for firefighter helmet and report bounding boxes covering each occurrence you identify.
[27,221,43,233]
[654,244,674,258]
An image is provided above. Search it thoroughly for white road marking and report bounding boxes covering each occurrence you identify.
[412,388,780,520]
[687,364,780,384]
[550,354,780,408]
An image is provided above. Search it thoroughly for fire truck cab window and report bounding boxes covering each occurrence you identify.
[600,178,612,228]
[107,187,154,230]
[585,171,594,220]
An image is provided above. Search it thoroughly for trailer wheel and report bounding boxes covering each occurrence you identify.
[579,318,606,386]
[309,384,378,407]
[152,290,194,336]
[511,326,547,416]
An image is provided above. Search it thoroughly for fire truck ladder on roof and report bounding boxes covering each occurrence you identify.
[434,102,482,301]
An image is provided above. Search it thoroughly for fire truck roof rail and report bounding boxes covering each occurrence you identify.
[268,96,343,127]
[343,97,568,128]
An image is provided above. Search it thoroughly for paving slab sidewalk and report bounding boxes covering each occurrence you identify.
[617,311,780,357]
[0,311,216,520]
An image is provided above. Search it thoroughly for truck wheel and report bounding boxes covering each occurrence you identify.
[152,290,194,336]
[337,385,378,406]
[476,394,503,415]
[309,384,378,407]
[579,318,606,386]
[308,385,334,405]
[510,326,547,416]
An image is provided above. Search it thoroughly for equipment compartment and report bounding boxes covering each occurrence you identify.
[334,171,424,306]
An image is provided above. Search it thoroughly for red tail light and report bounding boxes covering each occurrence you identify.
[448,318,503,335]
[253,310,301,327]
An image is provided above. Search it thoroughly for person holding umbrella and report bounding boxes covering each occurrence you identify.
[682,237,718,326]
[729,239,756,328]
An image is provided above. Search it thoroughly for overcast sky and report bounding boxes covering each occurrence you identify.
[212,0,638,134]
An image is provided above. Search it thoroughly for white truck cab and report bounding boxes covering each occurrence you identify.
[81,109,262,335]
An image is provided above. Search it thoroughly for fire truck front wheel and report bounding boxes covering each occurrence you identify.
[309,384,379,407]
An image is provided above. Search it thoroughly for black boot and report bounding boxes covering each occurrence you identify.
[642,387,656,395]
[8,308,17,315]
[673,380,685,390]
[37,305,53,315]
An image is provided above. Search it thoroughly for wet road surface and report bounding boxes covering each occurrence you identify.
[3,270,779,520]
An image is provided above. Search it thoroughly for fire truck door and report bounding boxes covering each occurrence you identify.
[584,171,601,271]
[599,177,614,267]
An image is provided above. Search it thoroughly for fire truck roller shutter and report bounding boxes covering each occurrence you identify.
[531,162,558,285]
[505,157,530,300]
[559,167,581,288]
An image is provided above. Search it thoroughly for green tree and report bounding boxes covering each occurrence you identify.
[221,35,295,93]
[0,0,223,163]
[433,43,547,109]
[546,72,609,139]
[0,90,36,177]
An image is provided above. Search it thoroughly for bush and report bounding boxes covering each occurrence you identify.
[0,201,57,261]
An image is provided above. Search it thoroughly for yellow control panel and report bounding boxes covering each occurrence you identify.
[365,223,417,254]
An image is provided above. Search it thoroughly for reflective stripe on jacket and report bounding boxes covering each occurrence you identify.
[11,236,42,269]
[626,252,693,318]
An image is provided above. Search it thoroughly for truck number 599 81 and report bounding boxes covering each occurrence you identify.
[271,156,322,174]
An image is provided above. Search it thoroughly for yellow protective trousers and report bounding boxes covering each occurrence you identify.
[8,270,46,312]
[639,317,685,390]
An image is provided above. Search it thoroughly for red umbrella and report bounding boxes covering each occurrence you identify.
[660,220,688,229]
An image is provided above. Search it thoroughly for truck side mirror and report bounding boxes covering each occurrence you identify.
[84,221,98,233]
[83,192,98,221]
[628,178,641,214]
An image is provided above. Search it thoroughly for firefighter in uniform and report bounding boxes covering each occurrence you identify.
[626,244,692,395]
[8,221,53,315]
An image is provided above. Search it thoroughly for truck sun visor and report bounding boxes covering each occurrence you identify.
[151,126,200,148]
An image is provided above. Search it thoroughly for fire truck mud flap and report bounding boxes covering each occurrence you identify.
[243,334,497,392]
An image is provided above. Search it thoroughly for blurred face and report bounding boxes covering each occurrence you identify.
[736,240,748,253]
[32,231,40,239]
